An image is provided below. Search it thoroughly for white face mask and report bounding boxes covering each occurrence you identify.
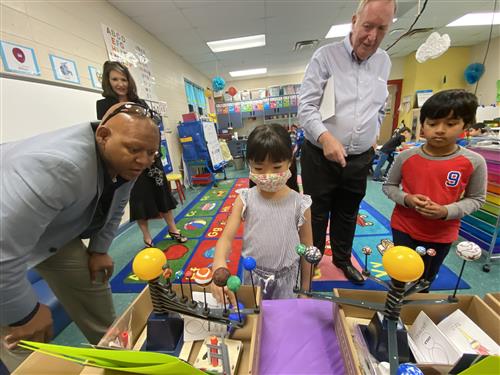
[249,169,292,192]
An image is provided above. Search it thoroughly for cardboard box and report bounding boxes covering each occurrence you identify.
[15,284,262,374]
[332,289,500,375]
[484,292,500,315]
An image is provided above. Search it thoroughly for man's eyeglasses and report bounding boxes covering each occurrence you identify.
[101,103,161,126]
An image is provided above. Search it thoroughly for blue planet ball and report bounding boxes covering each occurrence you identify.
[174,270,183,280]
[243,256,257,271]
[397,363,423,375]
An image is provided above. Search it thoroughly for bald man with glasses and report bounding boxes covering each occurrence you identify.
[0,103,159,371]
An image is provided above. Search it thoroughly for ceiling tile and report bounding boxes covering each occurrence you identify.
[112,0,499,78]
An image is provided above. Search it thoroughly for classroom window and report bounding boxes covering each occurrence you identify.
[184,79,207,115]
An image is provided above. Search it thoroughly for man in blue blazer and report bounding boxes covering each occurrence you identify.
[0,102,160,370]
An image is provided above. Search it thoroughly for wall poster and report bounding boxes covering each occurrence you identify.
[101,24,157,101]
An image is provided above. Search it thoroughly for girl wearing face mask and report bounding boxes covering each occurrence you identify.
[211,124,313,302]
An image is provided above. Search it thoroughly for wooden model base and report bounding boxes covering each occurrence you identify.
[193,337,242,375]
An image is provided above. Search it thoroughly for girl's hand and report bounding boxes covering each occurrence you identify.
[209,267,237,306]
[404,193,430,209]
[415,201,448,219]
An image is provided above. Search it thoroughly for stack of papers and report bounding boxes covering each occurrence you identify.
[408,310,499,365]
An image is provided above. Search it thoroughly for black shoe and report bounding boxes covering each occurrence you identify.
[338,264,365,284]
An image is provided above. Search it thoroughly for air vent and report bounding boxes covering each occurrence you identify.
[293,39,319,51]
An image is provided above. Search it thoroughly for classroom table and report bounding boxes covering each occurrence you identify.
[259,298,346,374]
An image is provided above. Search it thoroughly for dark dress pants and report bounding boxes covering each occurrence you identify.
[301,140,374,267]
[392,228,452,285]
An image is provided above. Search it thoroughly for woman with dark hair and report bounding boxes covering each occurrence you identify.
[96,61,187,246]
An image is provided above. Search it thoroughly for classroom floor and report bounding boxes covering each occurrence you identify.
[53,163,500,347]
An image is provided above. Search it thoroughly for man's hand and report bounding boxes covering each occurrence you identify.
[3,304,53,350]
[415,200,448,220]
[318,132,347,167]
[88,252,114,283]
[404,194,430,209]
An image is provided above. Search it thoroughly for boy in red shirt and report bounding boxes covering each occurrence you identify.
[383,89,487,287]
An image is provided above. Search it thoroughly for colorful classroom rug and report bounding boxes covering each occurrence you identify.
[110,178,470,293]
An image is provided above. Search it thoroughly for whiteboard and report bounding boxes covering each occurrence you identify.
[1,76,102,143]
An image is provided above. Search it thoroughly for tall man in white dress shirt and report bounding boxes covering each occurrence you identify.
[299,0,395,283]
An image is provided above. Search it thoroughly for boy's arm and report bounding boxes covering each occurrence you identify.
[382,154,407,206]
[444,155,487,220]
[298,208,313,291]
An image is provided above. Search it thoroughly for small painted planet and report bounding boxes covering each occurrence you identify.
[456,241,482,261]
[415,246,426,256]
[304,246,322,265]
[243,257,256,271]
[397,363,423,375]
[184,269,193,281]
[361,246,372,255]
[296,244,307,256]
[193,267,213,286]
[227,275,241,292]
[213,267,231,287]
[426,248,436,257]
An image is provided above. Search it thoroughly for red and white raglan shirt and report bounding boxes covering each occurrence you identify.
[382,146,487,243]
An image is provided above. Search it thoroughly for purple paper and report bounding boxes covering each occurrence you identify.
[259,299,346,374]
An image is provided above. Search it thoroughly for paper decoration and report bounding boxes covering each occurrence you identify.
[212,76,225,91]
[88,66,102,89]
[101,24,157,101]
[415,32,451,63]
[49,54,80,84]
[0,40,40,76]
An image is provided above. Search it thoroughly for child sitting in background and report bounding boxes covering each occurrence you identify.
[373,127,412,181]
[468,122,487,137]
[383,89,487,287]
[211,124,313,304]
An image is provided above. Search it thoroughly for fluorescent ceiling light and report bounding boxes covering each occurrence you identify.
[229,68,267,77]
[325,23,351,39]
[325,18,398,39]
[447,12,500,27]
[207,34,266,53]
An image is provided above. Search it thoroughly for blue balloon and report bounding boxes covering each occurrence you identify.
[397,363,423,375]
[243,256,257,271]
[212,76,226,91]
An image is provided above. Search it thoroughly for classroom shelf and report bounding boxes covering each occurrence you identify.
[459,146,500,272]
